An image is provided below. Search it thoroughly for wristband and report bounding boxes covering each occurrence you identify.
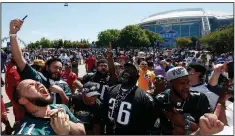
[185,119,191,135]
[9,34,17,38]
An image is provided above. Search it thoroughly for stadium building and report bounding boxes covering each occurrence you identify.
[138,8,233,48]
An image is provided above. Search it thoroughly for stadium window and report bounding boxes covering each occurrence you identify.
[190,23,200,37]
[180,24,190,37]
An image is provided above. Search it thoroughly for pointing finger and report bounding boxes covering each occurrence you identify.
[214,103,221,117]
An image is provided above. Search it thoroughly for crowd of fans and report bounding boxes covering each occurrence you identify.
[1,18,234,135]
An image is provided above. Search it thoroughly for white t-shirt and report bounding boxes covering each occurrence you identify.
[225,103,233,127]
[59,55,70,64]
[214,126,233,135]
[213,102,233,135]
[190,83,219,111]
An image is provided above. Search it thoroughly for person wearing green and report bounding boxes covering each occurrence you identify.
[13,79,86,135]
[10,18,71,106]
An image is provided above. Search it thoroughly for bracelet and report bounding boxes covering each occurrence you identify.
[9,34,17,38]
[185,119,192,135]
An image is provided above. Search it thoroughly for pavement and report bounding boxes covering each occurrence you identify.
[1,62,87,134]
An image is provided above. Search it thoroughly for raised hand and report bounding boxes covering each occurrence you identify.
[50,109,71,135]
[198,104,224,135]
[10,19,23,34]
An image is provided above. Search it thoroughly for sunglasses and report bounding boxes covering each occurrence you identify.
[141,64,148,66]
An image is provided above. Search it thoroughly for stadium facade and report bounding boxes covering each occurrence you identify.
[138,8,233,48]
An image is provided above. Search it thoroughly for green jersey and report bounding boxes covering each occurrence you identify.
[14,104,81,135]
[18,64,72,104]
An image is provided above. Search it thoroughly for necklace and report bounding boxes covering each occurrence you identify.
[110,85,137,133]
[167,91,188,112]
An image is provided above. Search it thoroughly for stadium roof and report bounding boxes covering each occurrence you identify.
[138,8,233,25]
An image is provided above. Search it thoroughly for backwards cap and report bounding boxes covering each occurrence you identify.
[166,67,189,81]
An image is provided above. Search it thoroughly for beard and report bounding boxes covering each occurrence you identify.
[26,96,53,107]
[48,69,61,81]
[171,85,189,100]
[98,68,108,75]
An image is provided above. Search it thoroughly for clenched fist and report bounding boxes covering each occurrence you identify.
[9,19,23,34]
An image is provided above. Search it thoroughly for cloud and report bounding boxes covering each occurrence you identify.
[31,30,50,37]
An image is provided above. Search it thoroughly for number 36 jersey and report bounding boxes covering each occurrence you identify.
[103,85,158,135]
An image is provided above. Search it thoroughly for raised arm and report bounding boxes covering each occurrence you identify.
[106,49,117,84]
[9,19,26,72]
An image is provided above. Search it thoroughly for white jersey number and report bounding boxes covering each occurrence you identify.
[108,98,132,125]
[96,84,108,100]
[17,122,36,135]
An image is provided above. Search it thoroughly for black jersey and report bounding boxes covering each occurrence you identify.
[103,84,157,135]
[153,89,212,135]
[69,93,102,134]
[82,72,114,102]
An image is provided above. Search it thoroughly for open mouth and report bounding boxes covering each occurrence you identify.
[39,87,49,96]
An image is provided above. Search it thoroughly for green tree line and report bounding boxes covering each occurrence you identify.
[200,23,234,55]
[96,25,163,48]
[26,38,91,49]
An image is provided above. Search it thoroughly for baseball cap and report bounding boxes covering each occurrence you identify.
[166,67,189,81]
[64,62,72,67]
[82,82,101,97]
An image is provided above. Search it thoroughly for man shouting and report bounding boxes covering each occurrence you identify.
[14,79,85,135]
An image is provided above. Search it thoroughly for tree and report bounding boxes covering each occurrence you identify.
[58,39,64,48]
[144,30,163,47]
[176,37,192,47]
[191,36,198,49]
[119,25,150,48]
[200,23,234,55]
[97,29,121,48]
[26,38,91,49]
[39,37,52,48]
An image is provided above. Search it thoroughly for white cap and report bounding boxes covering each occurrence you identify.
[166,67,189,81]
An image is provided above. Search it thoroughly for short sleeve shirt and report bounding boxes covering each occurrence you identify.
[18,64,72,104]
[14,104,81,135]
[138,69,155,91]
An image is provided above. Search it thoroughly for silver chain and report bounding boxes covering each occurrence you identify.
[110,85,137,133]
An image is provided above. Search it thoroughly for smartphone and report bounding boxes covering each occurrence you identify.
[22,15,28,20]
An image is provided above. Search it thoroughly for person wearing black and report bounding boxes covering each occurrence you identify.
[81,57,117,134]
[147,75,167,97]
[153,67,212,135]
[103,63,157,135]
[69,82,102,135]
[81,59,114,102]
[70,52,79,75]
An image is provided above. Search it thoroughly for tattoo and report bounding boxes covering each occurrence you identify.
[31,109,39,116]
